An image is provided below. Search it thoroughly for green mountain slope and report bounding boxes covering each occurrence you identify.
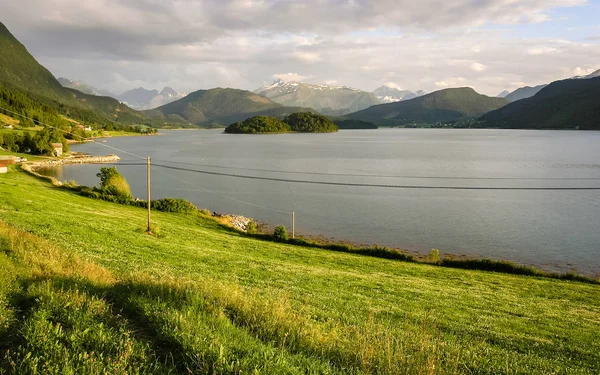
[480,77,600,129]
[345,87,508,125]
[256,81,380,116]
[145,88,310,126]
[0,22,150,127]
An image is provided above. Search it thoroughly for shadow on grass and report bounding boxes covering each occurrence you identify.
[0,275,362,374]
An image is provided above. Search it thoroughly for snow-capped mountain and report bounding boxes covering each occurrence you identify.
[255,80,380,116]
[57,77,115,97]
[373,85,426,103]
[119,86,188,110]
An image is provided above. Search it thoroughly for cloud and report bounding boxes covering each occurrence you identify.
[0,0,597,96]
[383,82,401,89]
[528,46,559,55]
[293,51,322,63]
[272,73,312,82]
[435,77,467,88]
[470,62,488,72]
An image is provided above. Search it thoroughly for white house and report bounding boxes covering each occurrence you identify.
[51,143,63,157]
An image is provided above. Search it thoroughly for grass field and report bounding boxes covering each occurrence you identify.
[0,169,599,374]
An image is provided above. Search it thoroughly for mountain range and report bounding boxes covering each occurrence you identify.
[58,79,188,110]
[145,88,311,126]
[480,77,600,130]
[1,21,599,131]
[255,80,380,116]
[345,87,508,126]
[373,85,426,103]
[0,22,150,128]
[497,69,600,102]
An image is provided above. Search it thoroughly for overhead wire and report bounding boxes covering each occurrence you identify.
[151,158,600,181]
[3,106,600,191]
[151,166,293,214]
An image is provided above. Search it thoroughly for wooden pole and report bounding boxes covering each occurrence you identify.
[147,156,151,233]
[292,211,295,239]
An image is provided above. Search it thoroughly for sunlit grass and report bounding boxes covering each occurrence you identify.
[0,170,599,374]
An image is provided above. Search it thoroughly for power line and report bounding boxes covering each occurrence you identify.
[148,163,600,191]
[0,106,147,160]
[151,166,292,215]
[152,158,600,181]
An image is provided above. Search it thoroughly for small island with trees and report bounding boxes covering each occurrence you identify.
[224,112,339,134]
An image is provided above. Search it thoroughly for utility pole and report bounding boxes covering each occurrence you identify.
[147,156,151,233]
[292,211,295,239]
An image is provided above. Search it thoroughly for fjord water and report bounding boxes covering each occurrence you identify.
[58,129,600,275]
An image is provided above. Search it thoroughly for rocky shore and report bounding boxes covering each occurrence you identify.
[212,212,253,232]
[28,153,121,167]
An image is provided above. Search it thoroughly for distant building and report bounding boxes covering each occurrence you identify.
[0,155,16,164]
[51,143,63,157]
[2,124,12,129]
[0,161,8,174]
[84,126,92,131]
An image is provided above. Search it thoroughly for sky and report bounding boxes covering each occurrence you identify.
[1,0,599,96]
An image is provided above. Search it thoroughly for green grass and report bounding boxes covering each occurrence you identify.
[0,170,599,374]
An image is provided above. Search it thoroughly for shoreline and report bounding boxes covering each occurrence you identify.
[20,152,599,279]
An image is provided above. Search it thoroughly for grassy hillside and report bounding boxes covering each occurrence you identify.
[480,77,600,129]
[0,22,156,128]
[145,88,311,127]
[0,169,599,374]
[345,88,508,126]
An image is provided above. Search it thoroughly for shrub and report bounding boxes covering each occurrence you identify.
[246,220,258,234]
[151,198,197,214]
[96,167,131,198]
[429,249,440,263]
[273,225,288,241]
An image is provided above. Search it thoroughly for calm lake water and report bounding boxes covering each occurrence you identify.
[55,129,600,275]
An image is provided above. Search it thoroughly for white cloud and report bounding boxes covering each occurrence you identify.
[383,82,401,89]
[470,62,488,72]
[435,77,467,87]
[528,46,558,55]
[293,51,322,63]
[1,0,597,96]
[272,73,312,82]
[325,79,338,85]
[571,66,597,76]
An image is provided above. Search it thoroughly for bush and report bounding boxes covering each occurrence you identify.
[96,167,131,198]
[151,198,197,214]
[246,220,258,234]
[273,225,288,241]
[429,249,440,263]
[283,112,338,133]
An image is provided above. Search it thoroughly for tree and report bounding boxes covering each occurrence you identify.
[273,225,288,241]
[96,167,131,198]
[283,112,338,133]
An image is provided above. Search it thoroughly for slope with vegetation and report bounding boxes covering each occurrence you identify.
[0,169,599,374]
[480,77,600,129]
[224,115,291,134]
[145,88,310,127]
[0,22,162,130]
[345,87,508,126]
[225,112,338,134]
